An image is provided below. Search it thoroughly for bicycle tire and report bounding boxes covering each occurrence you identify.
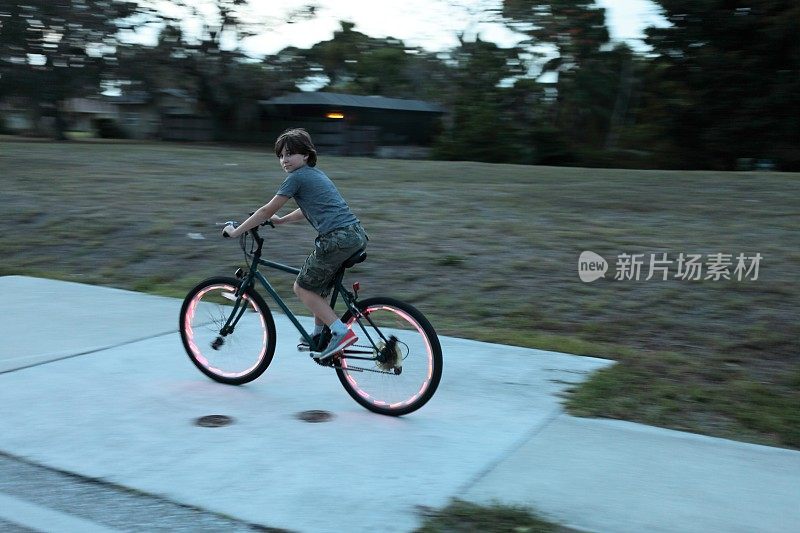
[338,297,443,416]
[179,276,276,385]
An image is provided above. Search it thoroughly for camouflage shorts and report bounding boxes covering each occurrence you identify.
[296,224,368,296]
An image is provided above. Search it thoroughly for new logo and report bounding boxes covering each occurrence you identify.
[578,251,608,282]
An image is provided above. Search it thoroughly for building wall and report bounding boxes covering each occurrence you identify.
[161,114,214,142]
[261,105,442,157]
[118,106,160,140]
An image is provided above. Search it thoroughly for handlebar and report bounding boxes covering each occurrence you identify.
[218,217,274,238]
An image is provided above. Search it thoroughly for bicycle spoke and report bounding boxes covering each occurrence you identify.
[180,278,276,384]
[337,298,442,415]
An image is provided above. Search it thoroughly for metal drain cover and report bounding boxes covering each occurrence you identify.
[195,415,234,427]
[295,410,334,423]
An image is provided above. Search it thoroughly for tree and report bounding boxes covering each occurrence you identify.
[639,0,800,169]
[116,0,307,141]
[432,37,528,163]
[0,0,142,138]
[272,20,415,97]
[501,0,610,75]
[499,0,627,155]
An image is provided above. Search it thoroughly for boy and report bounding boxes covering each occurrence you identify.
[222,128,367,360]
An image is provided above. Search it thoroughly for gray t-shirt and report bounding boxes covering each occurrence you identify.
[276,165,359,235]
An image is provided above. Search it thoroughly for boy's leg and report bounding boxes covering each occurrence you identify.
[295,225,367,358]
[313,315,325,335]
[293,283,338,325]
[298,312,327,349]
[293,246,344,351]
[294,283,356,358]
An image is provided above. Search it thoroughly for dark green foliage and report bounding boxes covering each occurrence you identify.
[432,38,532,164]
[430,1,636,165]
[499,0,625,155]
[502,0,611,83]
[0,1,143,137]
[270,20,450,101]
[115,1,296,142]
[631,0,800,170]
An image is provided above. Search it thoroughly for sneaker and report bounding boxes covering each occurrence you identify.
[313,329,357,361]
[298,329,331,351]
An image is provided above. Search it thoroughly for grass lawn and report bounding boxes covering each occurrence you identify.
[2,138,799,450]
[414,500,577,532]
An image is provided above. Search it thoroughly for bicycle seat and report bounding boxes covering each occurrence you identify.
[343,249,367,268]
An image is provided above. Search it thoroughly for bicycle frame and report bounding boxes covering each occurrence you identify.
[249,259,328,347]
[226,226,385,360]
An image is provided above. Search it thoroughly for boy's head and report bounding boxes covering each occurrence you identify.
[274,128,317,167]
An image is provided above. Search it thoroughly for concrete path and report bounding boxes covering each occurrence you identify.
[465,416,800,532]
[0,275,798,532]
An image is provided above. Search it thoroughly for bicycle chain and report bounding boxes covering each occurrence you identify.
[309,346,397,375]
[313,357,392,374]
[334,364,395,375]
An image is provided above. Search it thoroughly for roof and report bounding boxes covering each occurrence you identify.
[260,92,444,113]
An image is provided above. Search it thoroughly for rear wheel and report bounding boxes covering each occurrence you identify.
[338,297,442,416]
[179,276,276,385]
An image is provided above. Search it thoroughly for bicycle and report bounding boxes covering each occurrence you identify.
[178,219,443,416]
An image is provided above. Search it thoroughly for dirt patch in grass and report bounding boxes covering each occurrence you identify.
[2,139,798,448]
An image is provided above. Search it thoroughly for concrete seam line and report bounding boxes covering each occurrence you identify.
[0,491,123,533]
[456,409,564,494]
[0,329,178,375]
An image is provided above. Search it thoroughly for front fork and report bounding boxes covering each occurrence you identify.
[219,295,249,336]
[211,268,253,350]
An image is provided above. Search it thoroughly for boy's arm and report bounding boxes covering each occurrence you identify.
[273,208,306,225]
[224,195,289,238]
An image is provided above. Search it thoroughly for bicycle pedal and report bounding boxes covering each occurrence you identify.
[297,342,311,352]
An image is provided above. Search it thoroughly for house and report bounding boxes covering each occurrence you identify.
[108,91,159,139]
[109,89,213,141]
[155,89,213,142]
[62,97,126,137]
[259,92,444,158]
[61,92,160,140]
[61,90,211,141]
[0,97,49,135]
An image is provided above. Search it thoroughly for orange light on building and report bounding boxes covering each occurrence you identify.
[325,112,345,119]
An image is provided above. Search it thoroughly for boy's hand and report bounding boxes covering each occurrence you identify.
[270,215,283,225]
[222,224,237,238]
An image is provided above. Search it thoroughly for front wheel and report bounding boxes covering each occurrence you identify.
[179,276,276,385]
[338,297,443,416]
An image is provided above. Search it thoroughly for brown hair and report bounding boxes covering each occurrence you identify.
[274,128,318,167]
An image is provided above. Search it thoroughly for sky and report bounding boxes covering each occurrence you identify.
[150,0,669,56]
[235,0,669,55]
